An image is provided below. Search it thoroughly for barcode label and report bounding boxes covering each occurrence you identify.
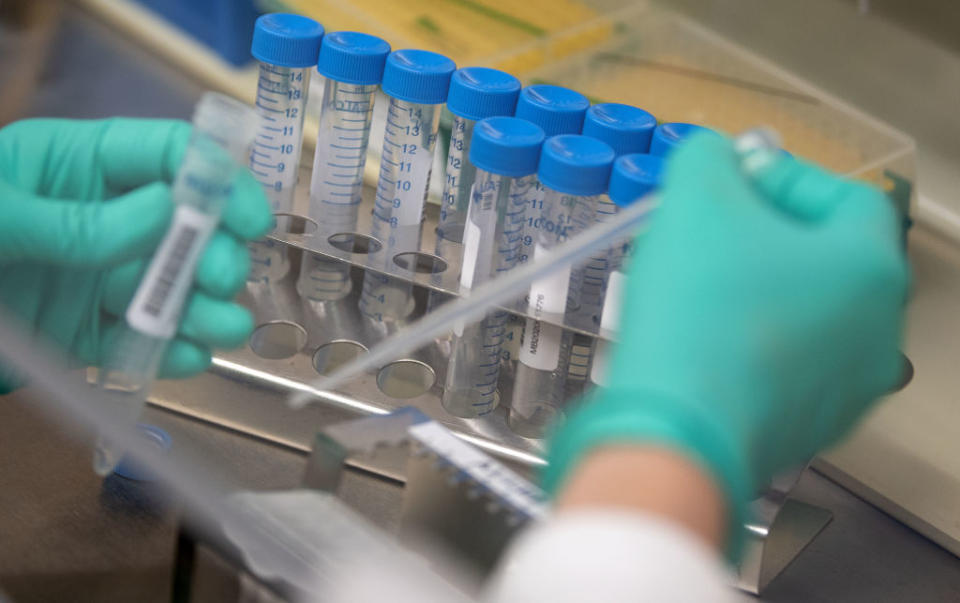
[127,205,217,338]
[143,225,198,317]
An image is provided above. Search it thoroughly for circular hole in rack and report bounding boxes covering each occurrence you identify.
[392,252,447,274]
[249,321,308,360]
[376,360,436,399]
[272,213,317,236]
[312,340,368,376]
[895,352,914,392]
[328,232,382,254]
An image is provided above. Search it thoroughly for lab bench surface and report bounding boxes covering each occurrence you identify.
[2,394,960,603]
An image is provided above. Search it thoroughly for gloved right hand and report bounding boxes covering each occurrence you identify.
[543,132,909,559]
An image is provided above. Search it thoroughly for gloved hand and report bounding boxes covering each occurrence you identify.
[543,132,909,558]
[0,118,272,392]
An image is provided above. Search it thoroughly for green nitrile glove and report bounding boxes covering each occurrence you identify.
[0,118,272,392]
[544,132,909,558]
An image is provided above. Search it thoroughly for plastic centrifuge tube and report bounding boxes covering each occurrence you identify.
[358,49,455,327]
[297,32,391,302]
[441,117,545,418]
[508,135,615,438]
[93,93,259,476]
[565,103,657,392]
[590,153,664,387]
[649,122,713,157]
[247,14,324,285]
[512,85,590,263]
[433,67,521,268]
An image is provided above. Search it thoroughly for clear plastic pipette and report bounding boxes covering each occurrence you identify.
[508,135,615,437]
[297,32,390,302]
[288,128,781,409]
[246,14,324,285]
[358,49,455,327]
[93,93,258,475]
[441,117,545,418]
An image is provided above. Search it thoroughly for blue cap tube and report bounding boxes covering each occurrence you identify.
[318,31,391,85]
[582,103,657,156]
[538,135,616,197]
[470,117,545,178]
[381,49,456,104]
[608,153,665,207]
[514,85,590,137]
[447,67,522,121]
[251,13,324,68]
[649,122,713,157]
[435,67,521,251]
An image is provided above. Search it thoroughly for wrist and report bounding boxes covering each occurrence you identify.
[543,387,753,562]
[554,445,727,550]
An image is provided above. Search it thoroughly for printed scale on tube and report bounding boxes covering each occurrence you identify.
[590,153,664,387]
[93,93,259,476]
[246,14,324,284]
[359,49,455,327]
[297,32,391,302]
[508,135,615,439]
[288,128,782,412]
[565,103,656,393]
[433,67,521,270]
[442,117,545,418]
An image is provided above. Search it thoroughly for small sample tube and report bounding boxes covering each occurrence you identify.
[590,154,663,387]
[434,67,521,268]
[94,93,258,475]
[298,31,391,302]
[565,103,657,392]
[649,122,712,157]
[246,14,324,284]
[512,84,590,264]
[508,135,614,438]
[359,49,455,326]
[442,117,545,418]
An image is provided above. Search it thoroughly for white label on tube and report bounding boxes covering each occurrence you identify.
[460,192,481,290]
[519,317,562,371]
[127,205,216,339]
[528,244,570,316]
[600,270,625,332]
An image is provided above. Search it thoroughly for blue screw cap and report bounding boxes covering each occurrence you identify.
[318,31,390,85]
[470,117,545,178]
[514,85,590,137]
[446,67,521,121]
[381,49,456,104]
[649,122,713,157]
[251,14,324,68]
[538,135,615,196]
[582,103,657,156]
[608,153,664,207]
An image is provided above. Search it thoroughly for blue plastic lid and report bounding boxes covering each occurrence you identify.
[251,14,325,68]
[381,49,456,104]
[446,67,521,121]
[582,103,657,156]
[317,31,390,85]
[514,85,590,137]
[649,122,713,157]
[608,153,664,207]
[470,117,545,178]
[538,135,615,196]
[113,424,173,482]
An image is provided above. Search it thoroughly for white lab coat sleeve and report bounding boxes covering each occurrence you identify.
[483,510,738,603]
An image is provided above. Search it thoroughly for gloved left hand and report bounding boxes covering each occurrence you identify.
[0,117,273,393]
